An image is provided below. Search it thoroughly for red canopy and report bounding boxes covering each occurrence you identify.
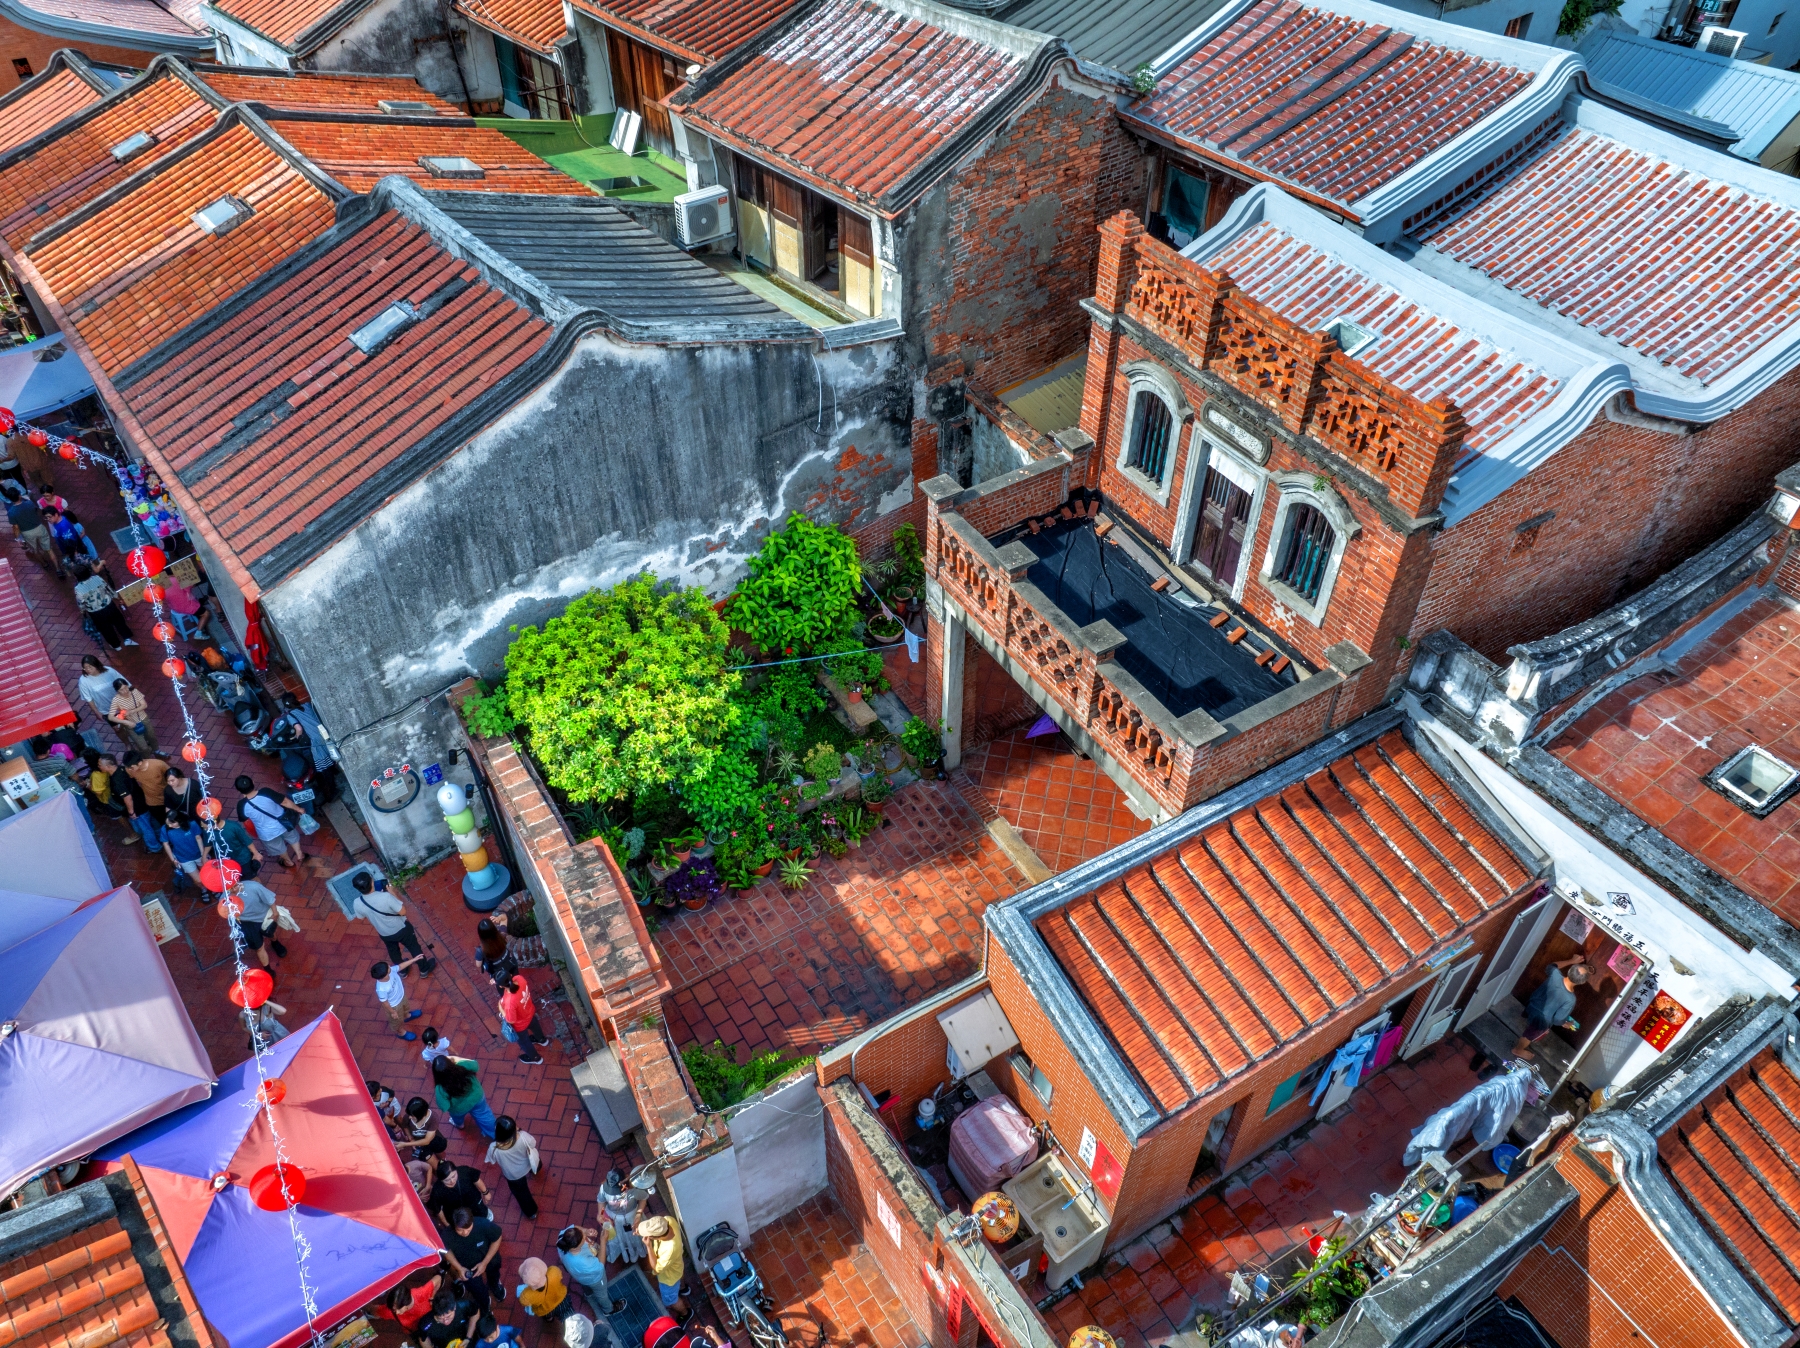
[0,557,73,744]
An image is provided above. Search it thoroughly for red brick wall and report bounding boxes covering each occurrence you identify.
[1500,1143,1734,1347]
[0,29,173,90]
[819,987,968,1146]
[926,70,1146,398]
[1412,373,1800,660]
[961,636,1041,751]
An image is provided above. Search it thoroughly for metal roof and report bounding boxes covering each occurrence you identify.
[1581,29,1800,162]
[995,0,1230,75]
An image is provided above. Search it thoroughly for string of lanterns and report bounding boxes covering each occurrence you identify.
[5,408,329,1344]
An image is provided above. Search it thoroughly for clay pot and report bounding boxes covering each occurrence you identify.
[754,859,775,877]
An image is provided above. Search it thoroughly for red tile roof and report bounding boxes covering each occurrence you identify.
[1547,595,1800,923]
[455,0,566,53]
[207,0,368,50]
[1213,221,1561,453]
[0,67,106,158]
[15,0,206,40]
[0,556,74,744]
[26,119,339,376]
[267,115,593,193]
[195,67,462,114]
[1036,731,1532,1114]
[0,1217,166,1348]
[1125,0,1533,212]
[123,210,552,578]
[0,69,215,252]
[677,0,1037,208]
[568,0,799,65]
[1660,1047,1800,1323]
[1416,123,1800,385]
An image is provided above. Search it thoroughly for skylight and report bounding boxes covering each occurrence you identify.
[1323,316,1378,358]
[192,196,251,236]
[109,130,156,162]
[349,301,418,354]
[379,99,437,114]
[418,155,484,180]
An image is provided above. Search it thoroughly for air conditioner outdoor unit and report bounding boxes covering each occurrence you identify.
[1698,24,1747,56]
[674,185,733,248]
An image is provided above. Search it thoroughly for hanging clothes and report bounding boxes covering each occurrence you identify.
[1310,1031,1382,1105]
[1402,1063,1533,1165]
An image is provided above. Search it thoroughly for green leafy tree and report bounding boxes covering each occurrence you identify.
[732,514,863,654]
[504,576,740,803]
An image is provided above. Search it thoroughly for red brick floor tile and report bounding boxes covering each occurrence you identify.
[961,728,1151,875]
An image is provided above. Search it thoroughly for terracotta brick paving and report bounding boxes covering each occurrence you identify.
[961,727,1151,874]
[755,1193,923,1348]
[1050,1041,1481,1348]
[656,779,1022,1060]
[1548,594,1800,922]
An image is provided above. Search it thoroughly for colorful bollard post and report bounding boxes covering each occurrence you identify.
[438,781,508,912]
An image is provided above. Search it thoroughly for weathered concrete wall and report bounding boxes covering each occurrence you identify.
[207,11,293,66]
[264,327,908,862]
[303,0,475,104]
[728,1069,827,1233]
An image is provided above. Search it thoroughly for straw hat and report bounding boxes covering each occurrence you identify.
[639,1215,672,1239]
[519,1257,549,1287]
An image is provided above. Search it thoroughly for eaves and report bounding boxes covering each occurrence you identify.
[0,0,212,52]
[200,0,383,60]
[566,0,709,67]
[1117,112,1364,227]
[453,0,563,58]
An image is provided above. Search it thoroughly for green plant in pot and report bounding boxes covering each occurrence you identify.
[839,805,872,847]
[647,843,677,881]
[901,716,951,773]
[861,774,891,812]
[803,741,841,785]
[779,855,814,889]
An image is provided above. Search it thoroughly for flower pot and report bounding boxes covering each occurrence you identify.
[785,847,803,861]
[691,841,714,860]
[681,896,708,911]
[672,847,693,864]
[754,859,775,876]
[847,836,863,849]
[848,689,863,703]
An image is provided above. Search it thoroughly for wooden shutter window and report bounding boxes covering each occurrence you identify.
[840,210,873,265]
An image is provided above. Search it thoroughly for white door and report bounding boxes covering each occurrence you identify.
[1401,956,1482,1059]
[1457,895,1559,1031]
[1315,1011,1393,1116]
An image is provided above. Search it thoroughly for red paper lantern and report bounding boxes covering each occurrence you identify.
[249,1162,306,1211]
[126,545,167,579]
[142,583,166,603]
[216,894,243,920]
[199,858,242,893]
[182,740,206,763]
[0,408,15,433]
[57,443,77,460]
[152,621,176,642]
[256,1079,288,1106]
[196,797,223,821]
[163,658,187,680]
[25,428,47,448]
[227,967,274,1009]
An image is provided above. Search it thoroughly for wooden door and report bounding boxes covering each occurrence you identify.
[1193,463,1253,586]
[803,190,832,282]
[840,208,877,316]
[631,42,674,153]
[767,174,803,280]
[1458,895,1558,1030]
[1401,957,1483,1059]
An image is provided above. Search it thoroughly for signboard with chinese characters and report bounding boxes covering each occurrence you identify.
[876,1191,902,1247]
[1632,990,1691,1051]
[1607,944,1643,982]
[1559,908,1594,943]
[141,895,179,945]
[1078,1126,1123,1202]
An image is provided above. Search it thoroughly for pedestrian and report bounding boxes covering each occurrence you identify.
[420,1288,472,1348]
[42,508,88,567]
[242,996,290,1049]
[433,1055,497,1140]
[409,1159,435,1204]
[515,1257,571,1327]
[598,1171,647,1263]
[444,1206,507,1317]
[164,765,204,820]
[107,679,157,755]
[110,757,159,851]
[427,1160,493,1228]
[82,751,126,823]
[234,774,309,868]
[372,956,426,1039]
[564,1314,623,1348]
[421,1026,453,1065]
[1513,956,1592,1058]
[7,486,61,575]
[161,575,212,639]
[403,1097,449,1162]
[368,1079,404,1130]
[498,976,551,1065]
[388,1271,447,1337]
[486,1115,539,1219]
[473,1313,524,1347]
[206,809,264,879]
[476,918,519,989]
[76,657,126,728]
[160,811,205,888]
[73,564,137,649]
[638,1215,689,1319]
[232,876,287,966]
[556,1227,627,1317]
[123,750,171,820]
[351,870,436,971]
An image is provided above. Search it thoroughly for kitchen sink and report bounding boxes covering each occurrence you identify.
[1002,1152,1110,1289]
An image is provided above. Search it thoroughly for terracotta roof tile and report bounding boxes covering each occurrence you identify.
[123,211,552,576]
[1126,0,1532,211]
[16,0,204,39]
[0,69,105,158]
[679,0,1032,206]
[568,0,800,64]
[269,116,592,193]
[1211,221,1561,452]
[207,0,370,49]
[0,70,215,252]
[0,556,75,743]
[1416,123,1800,384]
[197,67,462,114]
[1036,732,1530,1114]
[1660,1049,1800,1324]
[27,121,339,375]
[0,1218,164,1348]
[455,0,566,53]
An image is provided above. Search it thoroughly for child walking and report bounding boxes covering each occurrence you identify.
[372,955,426,1038]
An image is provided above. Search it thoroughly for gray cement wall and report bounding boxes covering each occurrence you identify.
[306,0,478,106]
[263,327,909,863]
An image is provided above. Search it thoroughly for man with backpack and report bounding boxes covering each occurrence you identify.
[234,773,308,869]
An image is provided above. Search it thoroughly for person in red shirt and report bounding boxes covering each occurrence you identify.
[387,1269,446,1332]
[498,976,551,1065]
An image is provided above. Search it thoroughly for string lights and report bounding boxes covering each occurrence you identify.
[7,409,329,1346]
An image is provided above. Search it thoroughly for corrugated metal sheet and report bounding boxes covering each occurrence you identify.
[998,0,1229,73]
[0,557,75,745]
[1582,29,1800,159]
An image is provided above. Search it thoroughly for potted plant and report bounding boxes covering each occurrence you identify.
[628,868,658,907]
[670,829,702,864]
[647,843,677,883]
[665,857,722,911]
[840,805,871,848]
[866,611,904,646]
[779,856,813,890]
[753,851,777,877]
[861,774,891,814]
[901,716,951,777]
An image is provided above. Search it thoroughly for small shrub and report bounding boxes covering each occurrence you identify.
[462,682,516,738]
[733,514,863,654]
[803,742,841,782]
[779,856,813,889]
[682,1040,815,1111]
[901,716,949,767]
[890,522,924,589]
[664,857,723,906]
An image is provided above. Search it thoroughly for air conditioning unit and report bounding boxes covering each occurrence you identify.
[674,185,732,248]
[1698,24,1747,56]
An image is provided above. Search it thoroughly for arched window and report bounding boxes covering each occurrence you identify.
[1260,473,1359,624]
[1127,391,1174,485]
[1274,503,1335,603]
[1114,361,1190,504]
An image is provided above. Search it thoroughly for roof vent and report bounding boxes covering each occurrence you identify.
[109,129,157,162]
[192,195,252,236]
[349,300,418,354]
[1323,316,1378,358]
[378,99,437,114]
[418,154,485,180]
[1708,745,1800,817]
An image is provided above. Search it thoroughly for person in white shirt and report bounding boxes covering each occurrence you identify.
[372,954,425,1039]
[421,1026,453,1064]
[76,656,125,736]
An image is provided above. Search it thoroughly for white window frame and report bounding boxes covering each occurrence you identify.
[1259,472,1360,625]
[1114,360,1191,506]
[1170,435,1267,602]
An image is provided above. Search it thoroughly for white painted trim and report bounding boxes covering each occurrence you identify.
[1172,435,1267,601]
[1115,362,1190,507]
[1259,473,1357,625]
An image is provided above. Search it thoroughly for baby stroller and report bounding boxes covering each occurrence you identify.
[695,1223,787,1348]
